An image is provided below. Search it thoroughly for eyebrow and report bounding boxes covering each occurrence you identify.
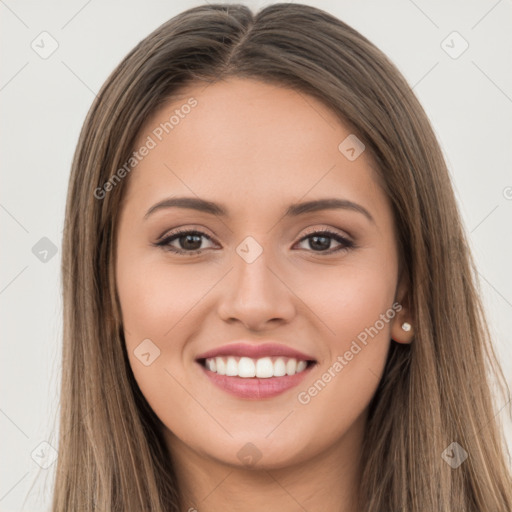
[144,196,375,224]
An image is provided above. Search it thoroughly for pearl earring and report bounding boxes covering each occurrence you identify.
[401,322,412,332]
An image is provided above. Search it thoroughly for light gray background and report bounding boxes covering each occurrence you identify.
[1,1,511,510]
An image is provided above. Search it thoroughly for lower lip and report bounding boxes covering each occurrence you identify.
[197,361,316,399]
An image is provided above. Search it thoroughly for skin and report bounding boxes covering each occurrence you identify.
[115,77,414,512]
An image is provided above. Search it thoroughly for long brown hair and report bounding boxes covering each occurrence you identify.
[53,3,512,510]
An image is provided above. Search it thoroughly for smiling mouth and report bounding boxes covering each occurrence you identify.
[197,355,317,379]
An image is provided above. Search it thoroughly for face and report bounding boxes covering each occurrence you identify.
[115,77,412,472]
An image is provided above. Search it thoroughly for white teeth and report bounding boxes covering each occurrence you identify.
[226,357,238,377]
[273,357,287,376]
[206,358,217,372]
[216,357,226,375]
[256,357,273,378]
[238,357,256,378]
[203,356,311,378]
[286,358,297,375]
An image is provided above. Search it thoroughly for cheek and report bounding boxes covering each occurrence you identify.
[116,253,213,341]
[115,253,221,401]
[292,277,395,454]
[115,253,207,422]
[330,277,395,352]
[293,254,396,412]
[298,257,397,351]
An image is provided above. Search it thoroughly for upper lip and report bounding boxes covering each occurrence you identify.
[195,342,317,362]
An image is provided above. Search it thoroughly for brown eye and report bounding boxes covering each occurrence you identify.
[295,230,354,254]
[155,229,216,255]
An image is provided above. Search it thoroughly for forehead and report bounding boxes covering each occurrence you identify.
[122,77,389,224]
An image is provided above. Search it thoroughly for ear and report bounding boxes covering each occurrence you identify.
[390,273,414,345]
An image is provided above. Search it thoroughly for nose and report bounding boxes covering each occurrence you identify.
[216,248,296,331]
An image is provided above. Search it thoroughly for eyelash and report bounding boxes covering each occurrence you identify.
[153,227,355,256]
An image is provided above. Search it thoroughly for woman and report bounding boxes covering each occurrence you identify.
[53,3,512,510]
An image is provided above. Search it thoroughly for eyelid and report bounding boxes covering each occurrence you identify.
[299,224,353,241]
[155,224,216,242]
[156,224,352,243]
